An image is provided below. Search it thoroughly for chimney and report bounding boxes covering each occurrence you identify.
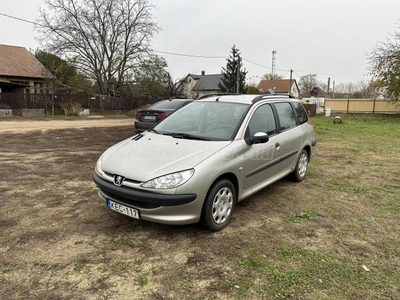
[201,70,205,75]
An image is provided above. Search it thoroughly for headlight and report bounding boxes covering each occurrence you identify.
[95,155,104,175]
[141,169,195,189]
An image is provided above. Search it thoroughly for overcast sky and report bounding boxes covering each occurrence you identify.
[1,0,399,85]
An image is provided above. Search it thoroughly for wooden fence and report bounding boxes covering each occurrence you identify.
[0,93,158,111]
[325,98,400,114]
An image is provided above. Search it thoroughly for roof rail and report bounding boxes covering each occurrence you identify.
[196,93,242,100]
[252,93,295,103]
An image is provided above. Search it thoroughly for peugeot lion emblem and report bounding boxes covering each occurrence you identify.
[113,174,125,186]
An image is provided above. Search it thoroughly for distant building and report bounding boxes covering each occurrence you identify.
[307,87,331,98]
[181,71,223,98]
[0,44,54,94]
[257,79,300,98]
[302,86,331,109]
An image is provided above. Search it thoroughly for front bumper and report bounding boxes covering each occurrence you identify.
[93,171,204,225]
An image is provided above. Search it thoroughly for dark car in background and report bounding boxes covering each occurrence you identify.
[134,99,192,132]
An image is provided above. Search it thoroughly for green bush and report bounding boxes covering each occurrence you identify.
[61,102,83,116]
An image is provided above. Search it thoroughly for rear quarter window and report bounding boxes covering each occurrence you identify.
[293,102,309,124]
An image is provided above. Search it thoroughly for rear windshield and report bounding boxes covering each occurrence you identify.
[150,101,188,110]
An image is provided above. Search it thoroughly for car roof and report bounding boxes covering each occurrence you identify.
[196,94,299,104]
[157,99,192,103]
[147,99,192,109]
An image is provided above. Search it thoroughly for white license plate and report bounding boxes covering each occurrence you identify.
[106,200,139,219]
[143,115,156,120]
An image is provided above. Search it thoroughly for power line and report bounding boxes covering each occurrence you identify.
[293,71,303,78]
[154,50,225,59]
[241,58,271,70]
[0,12,41,26]
[0,11,367,79]
[291,68,362,77]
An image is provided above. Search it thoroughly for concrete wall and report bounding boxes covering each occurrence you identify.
[0,109,12,116]
[21,109,46,117]
[0,109,46,117]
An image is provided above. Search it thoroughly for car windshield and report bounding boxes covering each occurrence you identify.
[149,100,188,110]
[153,101,250,141]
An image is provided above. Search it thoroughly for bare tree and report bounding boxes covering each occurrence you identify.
[345,82,355,95]
[37,0,159,95]
[165,74,186,99]
[368,25,400,102]
[318,81,328,92]
[334,82,357,95]
[356,80,380,98]
[298,74,318,96]
[261,73,283,80]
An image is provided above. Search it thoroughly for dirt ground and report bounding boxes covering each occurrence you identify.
[0,117,132,133]
[0,116,398,299]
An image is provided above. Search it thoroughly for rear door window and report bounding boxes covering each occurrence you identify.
[274,102,297,131]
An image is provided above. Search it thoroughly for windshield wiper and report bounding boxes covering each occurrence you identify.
[163,132,210,141]
[148,128,160,134]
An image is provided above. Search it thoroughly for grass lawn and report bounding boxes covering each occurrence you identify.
[222,114,400,299]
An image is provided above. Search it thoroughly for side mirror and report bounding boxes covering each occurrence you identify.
[249,132,269,145]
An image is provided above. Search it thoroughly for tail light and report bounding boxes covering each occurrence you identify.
[135,112,140,120]
[158,112,169,120]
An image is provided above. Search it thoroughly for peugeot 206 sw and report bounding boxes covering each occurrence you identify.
[93,94,317,231]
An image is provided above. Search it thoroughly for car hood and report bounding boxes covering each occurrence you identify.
[101,132,230,182]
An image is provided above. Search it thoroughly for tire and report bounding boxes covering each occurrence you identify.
[291,149,309,182]
[201,179,236,231]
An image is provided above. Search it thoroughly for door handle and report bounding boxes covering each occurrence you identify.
[275,142,280,148]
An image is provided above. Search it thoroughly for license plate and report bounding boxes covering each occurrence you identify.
[143,115,156,120]
[106,200,139,219]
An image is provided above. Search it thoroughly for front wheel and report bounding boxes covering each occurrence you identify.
[291,149,309,182]
[201,179,236,231]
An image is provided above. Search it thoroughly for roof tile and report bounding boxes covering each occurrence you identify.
[257,79,296,93]
[192,74,223,91]
[0,44,53,79]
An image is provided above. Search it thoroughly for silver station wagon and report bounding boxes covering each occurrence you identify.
[93,94,317,231]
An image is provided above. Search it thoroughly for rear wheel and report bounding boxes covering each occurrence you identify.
[201,179,236,231]
[292,149,309,182]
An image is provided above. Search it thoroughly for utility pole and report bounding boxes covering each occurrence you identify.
[236,55,240,94]
[271,50,277,76]
[332,80,335,98]
[289,69,293,95]
[327,77,330,94]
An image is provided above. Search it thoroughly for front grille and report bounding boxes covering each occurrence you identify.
[104,172,142,184]
[100,188,160,209]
